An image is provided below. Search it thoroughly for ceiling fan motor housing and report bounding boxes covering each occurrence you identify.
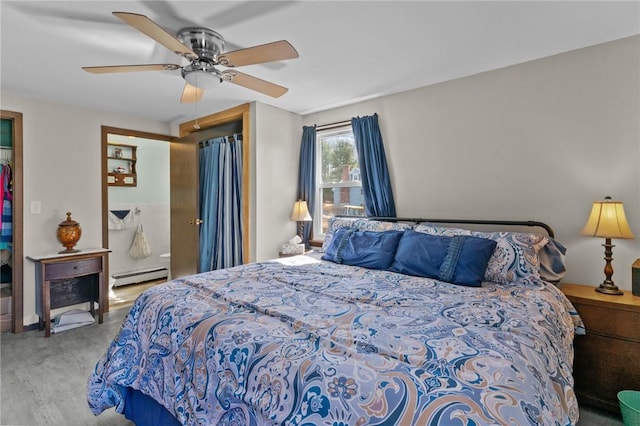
[177,27,226,89]
[177,27,225,61]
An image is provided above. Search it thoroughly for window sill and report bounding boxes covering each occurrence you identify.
[309,239,323,248]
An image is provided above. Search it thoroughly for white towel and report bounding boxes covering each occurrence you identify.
[108,210,135,230]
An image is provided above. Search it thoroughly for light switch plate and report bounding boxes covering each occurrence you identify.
[30,201,41,214]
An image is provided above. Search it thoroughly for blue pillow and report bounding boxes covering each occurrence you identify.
[390,231,497,287]
[322,228,404,270]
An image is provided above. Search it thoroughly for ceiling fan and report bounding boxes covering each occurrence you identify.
[82,12,299,103]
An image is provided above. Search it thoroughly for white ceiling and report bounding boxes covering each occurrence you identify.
[1,1,639,125]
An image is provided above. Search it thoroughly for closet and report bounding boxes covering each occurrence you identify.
[171,103,251,278]
[0,110,23,333]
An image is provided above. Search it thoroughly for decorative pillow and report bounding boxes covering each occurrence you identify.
[322,228,404,270]
[476,231,548,283]
[413,223,548,284]
[390,231,497,287]
[538,237,567,285]
[413,223,473,237]
[321,217,413,252]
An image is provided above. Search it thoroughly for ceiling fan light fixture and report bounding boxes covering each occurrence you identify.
[182,61,222,89]
[184,70,222,89]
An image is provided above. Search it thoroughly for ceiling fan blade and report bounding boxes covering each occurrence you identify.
[223,71,288,98]
[180,83,204,103]
[217,40,298,67]
[112,12,197,59]
[82,64,181,74]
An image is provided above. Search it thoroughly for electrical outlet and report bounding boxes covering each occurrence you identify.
[30,201,41,214]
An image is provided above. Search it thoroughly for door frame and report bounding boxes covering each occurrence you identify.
[0,110,24,333]
[100,125,173,312]
[178,103,252,262]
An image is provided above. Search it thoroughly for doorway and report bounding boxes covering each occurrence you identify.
[101,126,173,312]
[0,110,24,333]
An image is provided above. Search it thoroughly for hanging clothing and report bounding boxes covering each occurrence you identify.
[0,164,12,249]
[199,133,243,272]
[128,223,152,259]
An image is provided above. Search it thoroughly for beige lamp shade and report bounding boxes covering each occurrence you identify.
[581,197,635,239]
[291,200,312,222]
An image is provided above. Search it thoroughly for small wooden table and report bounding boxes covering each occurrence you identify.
[27,248,109,337]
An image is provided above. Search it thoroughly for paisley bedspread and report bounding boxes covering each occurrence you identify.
[87,252,580,425]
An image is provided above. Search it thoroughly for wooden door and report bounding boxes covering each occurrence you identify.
[170,133,200,278]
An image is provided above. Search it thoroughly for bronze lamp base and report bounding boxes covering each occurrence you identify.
[595,238,624,296]
[595,282,624,295]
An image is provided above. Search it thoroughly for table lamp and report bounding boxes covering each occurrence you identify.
[291,200,312,245]
[581,196,635,295]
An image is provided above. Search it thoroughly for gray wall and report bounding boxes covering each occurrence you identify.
[253,102,302,261]
[302,35,640,290]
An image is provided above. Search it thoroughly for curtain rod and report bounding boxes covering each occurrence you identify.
[315,120,352,131]
[198,133,240,147]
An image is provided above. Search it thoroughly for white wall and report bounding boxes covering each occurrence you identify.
[107,134,170,277]
[253,102,302,261]
[302,35,640,290]
[1,93,171,325]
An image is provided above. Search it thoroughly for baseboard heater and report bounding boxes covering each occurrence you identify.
[112,267,168,287]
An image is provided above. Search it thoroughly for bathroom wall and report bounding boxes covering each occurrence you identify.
[107,134,170,279]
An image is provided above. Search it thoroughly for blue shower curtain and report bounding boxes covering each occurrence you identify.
[199,134,243,272]
[351,114,396,217]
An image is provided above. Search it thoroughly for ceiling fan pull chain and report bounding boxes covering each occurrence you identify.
[193,73,201,130]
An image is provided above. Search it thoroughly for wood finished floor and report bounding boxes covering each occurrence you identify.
[0,279,626,425]
[108,279,164,310]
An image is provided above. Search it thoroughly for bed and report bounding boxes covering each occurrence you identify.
[87,217,583,425]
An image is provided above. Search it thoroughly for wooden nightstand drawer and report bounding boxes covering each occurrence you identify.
[576,303,640,342]
[44,256,102,280]
[561,283,640,413]
[574,333,640,411]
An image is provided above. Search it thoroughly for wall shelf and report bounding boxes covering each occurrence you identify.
[107,143,137,187]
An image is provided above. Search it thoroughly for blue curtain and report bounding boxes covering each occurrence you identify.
[351,114,396,217]
[199,134,243,272]
[296,126,316,248]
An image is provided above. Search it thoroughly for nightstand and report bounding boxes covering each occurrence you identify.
[27,249,109,337]
[561,283,640,413]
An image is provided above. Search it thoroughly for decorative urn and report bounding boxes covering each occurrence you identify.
[57,212,81,253]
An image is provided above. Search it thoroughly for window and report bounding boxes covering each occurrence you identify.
[314,126,364,238]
